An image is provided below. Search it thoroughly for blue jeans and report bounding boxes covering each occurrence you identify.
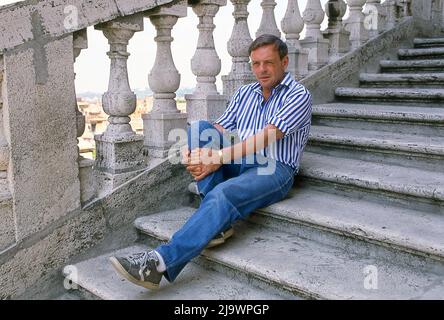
[156,120,296,282]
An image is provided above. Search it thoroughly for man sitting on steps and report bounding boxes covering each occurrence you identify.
[110,34,313,290]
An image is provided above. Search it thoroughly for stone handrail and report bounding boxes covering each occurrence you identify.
[0,0,176,53]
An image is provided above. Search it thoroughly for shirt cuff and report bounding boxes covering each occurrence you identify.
[267,115,290,137]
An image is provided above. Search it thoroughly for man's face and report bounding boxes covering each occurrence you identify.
[250,44,289,91]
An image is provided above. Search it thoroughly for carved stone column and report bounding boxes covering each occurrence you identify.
[300,0,329,70]
[344,0,369,50]
[94,15,146,194]
[222,0,256,99]
[185,0,228,123]
[323,0,350,63]
[143,2,188,158]
[281,0,309,79]
[256,0,281,38]
[73,29,96,205]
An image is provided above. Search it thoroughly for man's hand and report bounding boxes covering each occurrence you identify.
[182,148,222,181]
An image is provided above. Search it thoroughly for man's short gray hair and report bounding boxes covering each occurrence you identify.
[248,34,288,60]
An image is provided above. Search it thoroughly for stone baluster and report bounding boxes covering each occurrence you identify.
[281,0,309,79]
[143,1,188,158]
[73,29,96,204]
[94,14,146,194]
[300,0,329,71]
[364,0,382,38]
[256,0,281,38]
[222,0,255,99]
[344,0,369,50]
[186,0,228,123]
[323,0,350,63]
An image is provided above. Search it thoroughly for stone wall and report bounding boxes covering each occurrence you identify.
[0,157,191,299]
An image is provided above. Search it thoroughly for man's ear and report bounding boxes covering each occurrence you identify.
[282,55,289,69]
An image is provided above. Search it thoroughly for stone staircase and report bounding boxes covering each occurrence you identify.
[63,37,444,299]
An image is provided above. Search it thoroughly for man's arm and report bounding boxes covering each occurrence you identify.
[189,124,284,181]
[219,124,283,163]
[213,123,225,134]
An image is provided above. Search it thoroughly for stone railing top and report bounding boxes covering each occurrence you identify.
[0,0,177,54]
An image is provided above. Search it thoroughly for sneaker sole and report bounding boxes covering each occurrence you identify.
[205,227,235,249]
[109,257,160,290]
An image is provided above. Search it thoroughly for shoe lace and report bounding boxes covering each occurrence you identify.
[127,252,149,268]
[127,252,157,280]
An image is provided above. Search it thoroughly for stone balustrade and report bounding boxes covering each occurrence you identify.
[0,0,442,299]
[0,0,423,239]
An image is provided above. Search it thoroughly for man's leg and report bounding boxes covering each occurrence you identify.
[156,159,295,282]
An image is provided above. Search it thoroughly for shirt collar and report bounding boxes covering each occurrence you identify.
[252,72,293,96]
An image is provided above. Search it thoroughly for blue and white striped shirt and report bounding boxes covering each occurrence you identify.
[215,72,312,170]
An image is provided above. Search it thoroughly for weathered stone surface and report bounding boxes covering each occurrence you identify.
[0,156,191,299]
[300,152,444,203]
[335,87,444,103]
[308,125,444,172]
[380,58,444,72]
[414,37,444,48]
[359,72,444,87]
[253,186,444,262]
[0,0,175,52]
[398,47,444,59]
[2,35,80,241]
[312,103,444,138]
[0,176,14,253]
[185,94,227,123]
[79,158,96,205]
[96,157,191,231]
[301,17,416,104]
[0,206,106,299]
[95,133,146,174]
[135,208,444,299]
[64,245,294,300]
[144,0,187,18]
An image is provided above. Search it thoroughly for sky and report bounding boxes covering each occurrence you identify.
[0,0,330,94]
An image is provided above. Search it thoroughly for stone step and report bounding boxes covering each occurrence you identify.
[307,125,444,172]
[359,72,444,88]
[414,37,444,48]
[250,186,444,263]
[380,59,444,73]
[63,244,295,300]
[335,87,444,105]
[135,208,444,299]
[398,47,444,60]
[299,152,444,207]
[312,103,444,137]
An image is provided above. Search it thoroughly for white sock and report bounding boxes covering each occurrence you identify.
[154,250,166,272]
